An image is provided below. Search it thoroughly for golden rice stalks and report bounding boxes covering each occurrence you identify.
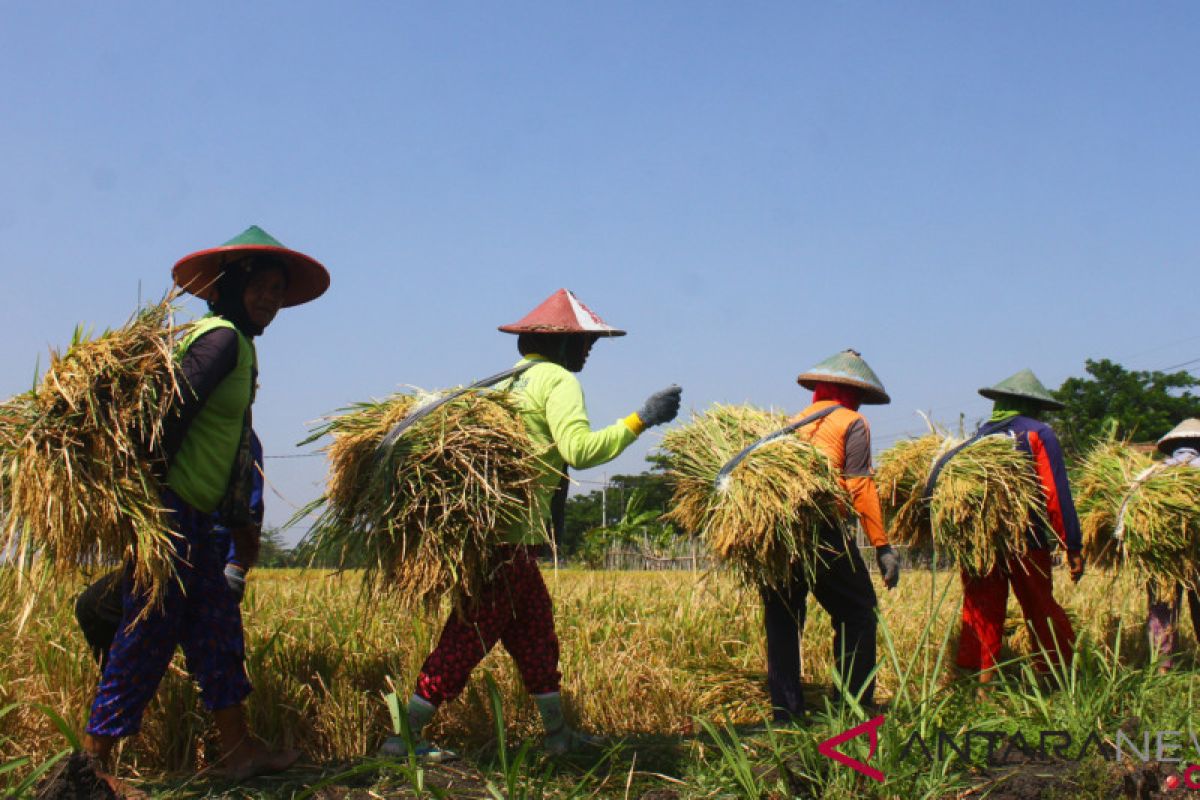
[660,404,851,589]
[875,435,942,551]
[1117,461,1200,590]
[928,435,1050,577]
[1074,441,1152,569]
[298,390,546,610]
[0,297,183,609]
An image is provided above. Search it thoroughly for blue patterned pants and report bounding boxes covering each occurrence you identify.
[86,489,252,738]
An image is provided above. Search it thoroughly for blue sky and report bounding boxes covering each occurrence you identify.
[3,4,1199,539]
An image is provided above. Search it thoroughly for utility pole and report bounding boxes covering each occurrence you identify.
[600,472,607,527]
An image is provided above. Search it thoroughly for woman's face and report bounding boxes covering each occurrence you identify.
[242,267,288,330]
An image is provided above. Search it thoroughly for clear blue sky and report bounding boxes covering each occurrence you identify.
[3,4,1199,540]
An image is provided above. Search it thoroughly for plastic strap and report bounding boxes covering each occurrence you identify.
[713,405,840,490]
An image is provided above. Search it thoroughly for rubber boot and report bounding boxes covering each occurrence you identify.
[534,692,601,755]
[379,695,456,762]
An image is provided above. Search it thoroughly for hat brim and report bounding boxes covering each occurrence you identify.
[497,324,626,337]
[1157,431,1200,455]
[172,244,329,308]
[977,387,1064,411]
[797,374,890,405]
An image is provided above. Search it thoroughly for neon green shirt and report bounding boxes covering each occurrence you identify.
[165,316,255,513]
[499,355,641,544]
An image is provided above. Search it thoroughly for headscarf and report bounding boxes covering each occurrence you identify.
[813,381,863,411]
[989,396,1044,423]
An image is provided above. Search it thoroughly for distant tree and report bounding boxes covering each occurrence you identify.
[256,526,296,568]
[560,454,678,557]
[1050,358,1200,455]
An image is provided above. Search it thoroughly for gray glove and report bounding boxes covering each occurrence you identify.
[636,385,682,428]
[876,545,901,590]
[224,563,247,603]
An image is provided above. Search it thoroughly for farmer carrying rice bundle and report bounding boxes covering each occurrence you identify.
[78,226,329,795]
[747,350,899,722]
[1122,419,1200,671]
[379,289,681,760]
[933,369,1083,686]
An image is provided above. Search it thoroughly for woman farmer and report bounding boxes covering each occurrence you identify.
[951,369,1084,684]
[382,289,682,760]
[76,432,265,668]
[763,349,901,722]
[81,226,329,793]
[1144,419,1200,671]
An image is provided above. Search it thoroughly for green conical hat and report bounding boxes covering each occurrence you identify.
[1157,418,1200,455]
[978,368,1063,410]
[797,349,890,405]
[172,225,330,307]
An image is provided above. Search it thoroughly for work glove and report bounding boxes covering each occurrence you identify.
[224,563,247,603]
[637,385,683,428]
[1067,550,1084,583]
[876,545,901,590]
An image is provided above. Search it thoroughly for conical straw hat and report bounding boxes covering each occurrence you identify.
[173,225,329,307]
[978,368,1063,410]
[498,289,625,336]
[797,349,890,405]
[1157,418,1200,455]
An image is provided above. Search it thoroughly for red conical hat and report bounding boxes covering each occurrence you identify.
[498,289,626,336]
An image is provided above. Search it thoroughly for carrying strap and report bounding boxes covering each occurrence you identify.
[375,361,538,456]
[714,404,841,490]
[922,421,1005,502]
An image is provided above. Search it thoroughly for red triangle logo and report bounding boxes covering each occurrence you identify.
[817,715,885,783]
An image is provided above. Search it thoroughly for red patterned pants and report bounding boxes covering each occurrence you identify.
[956,548,1075,673]
[416,546,561,705]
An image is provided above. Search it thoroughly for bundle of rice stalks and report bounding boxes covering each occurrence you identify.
[0,297,183,609]
[1074,441,1152,568]
[659,404,851,588]
[1117,462,1200,590]
[298,390,546,610]
[874,434,942,551]
[927,435,1049,577]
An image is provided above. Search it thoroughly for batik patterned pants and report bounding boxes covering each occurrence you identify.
[86,489,251,738]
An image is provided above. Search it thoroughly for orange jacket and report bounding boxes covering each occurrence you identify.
[789,400,889,548]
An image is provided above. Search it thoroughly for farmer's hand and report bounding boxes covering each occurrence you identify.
[637,385,682,428]
[230,523,262,569]
[1067,550,1084,583]
[876,545,901,590]
[224,563,247,602]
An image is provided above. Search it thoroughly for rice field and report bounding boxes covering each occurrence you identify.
[2,563,1197,798]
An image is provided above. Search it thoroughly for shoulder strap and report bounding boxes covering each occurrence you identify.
[714,404,841,490]
[375,361,539,456]
[922,420,1007,501]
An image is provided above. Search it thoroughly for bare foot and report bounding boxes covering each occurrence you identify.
[211,738,300,783]
[96,769,149,799]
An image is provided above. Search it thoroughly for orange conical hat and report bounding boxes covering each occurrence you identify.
[498,289,626,336]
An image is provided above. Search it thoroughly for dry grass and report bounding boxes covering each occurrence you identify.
[1118,461,1200,590]
[0,297,183,611]
[0,563,1156,782]
[875,434,942,551]
[660,404,850,589]
[298,391,547,610]
[1074,440,1153,569]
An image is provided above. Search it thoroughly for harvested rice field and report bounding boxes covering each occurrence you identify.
[3,564,1198,799]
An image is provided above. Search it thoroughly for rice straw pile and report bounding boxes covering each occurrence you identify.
[874,434,941,552]
[0,297,183,609]
[660,404,851,588]
[298,390,547,609]
[1114,460,1200,590]
[1073,440,1152,568]
[926,435,1049,576]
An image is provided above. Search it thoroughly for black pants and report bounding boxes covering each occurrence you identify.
[74,570,124,668]
[759,529,878,721]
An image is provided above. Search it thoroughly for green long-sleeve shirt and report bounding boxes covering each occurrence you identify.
[500,355,642,544]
